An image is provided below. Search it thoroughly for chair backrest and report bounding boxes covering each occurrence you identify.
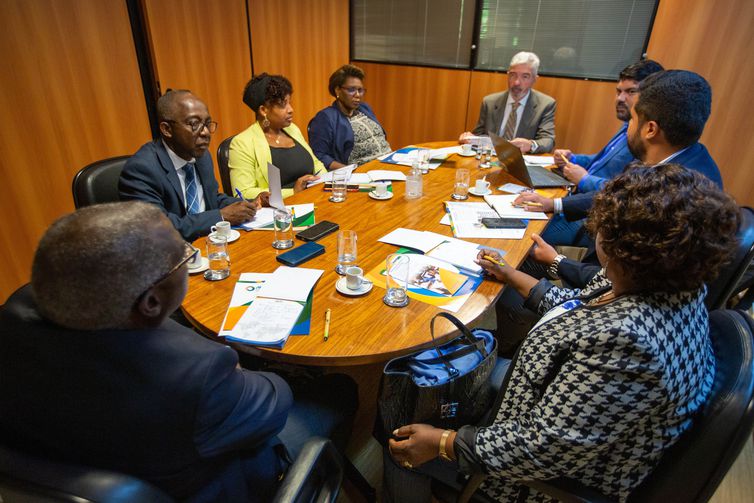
[71,156,130,208]
[705,206,754,310]
[0,443,173,503]
[628,309,754,503]
[272,437,343,503]
[217,135,235,196]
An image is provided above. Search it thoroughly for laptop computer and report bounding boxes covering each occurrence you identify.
[491,135,574,188]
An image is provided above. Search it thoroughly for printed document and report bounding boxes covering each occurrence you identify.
[484,194,548,220]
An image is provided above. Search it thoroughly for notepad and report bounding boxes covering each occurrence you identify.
[484,194,548,220]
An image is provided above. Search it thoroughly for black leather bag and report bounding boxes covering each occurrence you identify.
[378,312,497,435]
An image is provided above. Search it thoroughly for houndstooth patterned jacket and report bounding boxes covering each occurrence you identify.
[465,271,714,502]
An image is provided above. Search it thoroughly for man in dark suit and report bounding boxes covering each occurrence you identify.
[460,51,556,153]
[0,202,356,502]
[120,89,260,241]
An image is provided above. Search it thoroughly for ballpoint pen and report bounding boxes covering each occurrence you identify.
[323,308,331,341]
[235,188,245,200]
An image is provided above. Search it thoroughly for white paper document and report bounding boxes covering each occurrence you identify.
[498,183,530,194]
[378,228,447,253]
[484,194,549,220]
[267,162,284,209]
[306,164,357,187]
[425,239,483,275]
[430,146,462,158]
[260,266,323,302]
[523,155,555,166]
[240,203,315,230]
[445,202,527,239]
[230,297,303,346]
[366,170,406,181]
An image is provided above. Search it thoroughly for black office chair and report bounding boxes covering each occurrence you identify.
[217,135,235,196]
[71,156,130,208]
[705,207,754,310]
[0,437,343,503]
[433,309,754,503]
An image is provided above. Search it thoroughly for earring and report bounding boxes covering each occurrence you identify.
[261,115,270,128]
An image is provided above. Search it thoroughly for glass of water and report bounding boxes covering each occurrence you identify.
[383,253,410,307]
[336,230,357,275]
[479,145,492,169]
[415,148,431,174]
[405,165,423,200]
[329,169,348,203]
[452,168,470,200]
[272,208,294,249]
[204,234,230,281]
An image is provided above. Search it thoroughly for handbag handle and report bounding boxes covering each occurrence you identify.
[429,312,490,377]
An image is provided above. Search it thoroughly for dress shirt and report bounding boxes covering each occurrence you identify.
[163,139,206,213]
[498,91,531,137]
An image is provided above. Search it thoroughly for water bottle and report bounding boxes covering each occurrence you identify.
[405,165,423,200]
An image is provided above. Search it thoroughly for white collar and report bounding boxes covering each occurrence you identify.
[162,139,196,171]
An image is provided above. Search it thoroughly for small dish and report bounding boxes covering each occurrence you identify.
[335,277,373,296]
[468,187,492,197]
[368,190,394,200]
[209,229,240,243]
[458,151,476,157]
[188,257,210,274]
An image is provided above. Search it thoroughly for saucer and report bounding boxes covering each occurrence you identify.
[369,190,394,200]
[336,277,373,296]
[188,257,210,274]
[468,187,492,196]
[209,229,240,243]
[458,150,476,157]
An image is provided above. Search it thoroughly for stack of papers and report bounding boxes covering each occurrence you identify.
[378,228,486,275]
[379,147,448,169]
[307,169,405,188]
[240,203,315,230]
[484,194,548,220]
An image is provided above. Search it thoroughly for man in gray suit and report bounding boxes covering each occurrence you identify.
[460,51,556,153]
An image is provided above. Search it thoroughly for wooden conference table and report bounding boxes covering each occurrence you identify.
[182,141,565,367]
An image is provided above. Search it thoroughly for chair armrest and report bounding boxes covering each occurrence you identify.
[272,437,343,503]
[522,477,616,503]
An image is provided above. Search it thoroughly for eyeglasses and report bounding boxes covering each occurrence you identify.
[168,119,218,134]
[340,86,366,96]
[137,242,198,300]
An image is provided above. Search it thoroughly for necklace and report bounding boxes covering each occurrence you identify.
[265,130,281,145]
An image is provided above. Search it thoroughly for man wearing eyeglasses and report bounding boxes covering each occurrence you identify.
[120,89,263,241]
[0,202,356,502]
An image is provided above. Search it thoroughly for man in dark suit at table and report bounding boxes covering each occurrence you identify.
[0,202,356,502]
[459,51,556,153]
[120,89,260,241]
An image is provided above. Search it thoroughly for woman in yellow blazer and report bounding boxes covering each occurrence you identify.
[229,73,326,199]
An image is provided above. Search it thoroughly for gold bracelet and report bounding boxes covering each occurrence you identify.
[439,429,453,461]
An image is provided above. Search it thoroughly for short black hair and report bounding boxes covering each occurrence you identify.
[635,70,712,147]
[618,59,664,82]
[242,73,293,113]
[157,89,193,122]
[328,64,365,97]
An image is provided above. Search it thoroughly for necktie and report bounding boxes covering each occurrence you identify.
[502,101,520,140]
[183,163,200,214]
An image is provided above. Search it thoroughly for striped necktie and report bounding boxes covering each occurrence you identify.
[502,101,520,140]
[183,162,201,214]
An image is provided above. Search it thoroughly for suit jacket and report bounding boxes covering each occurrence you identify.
[562,142,723,221]
[308,101,386,168]
[571,123,634,193]
[229,122,326,199]
[119,141,239,241]
[472,89,556,152]
[0,285,293,502]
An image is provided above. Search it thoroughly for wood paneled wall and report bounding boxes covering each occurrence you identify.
[247,0,350,140]
[0,0,151,301]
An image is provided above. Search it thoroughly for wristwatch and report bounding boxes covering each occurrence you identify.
[547,254,566,279]
[530,140,538,153]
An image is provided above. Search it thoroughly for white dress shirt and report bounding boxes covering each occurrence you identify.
[498,90,531,138]
[162,140,206,213]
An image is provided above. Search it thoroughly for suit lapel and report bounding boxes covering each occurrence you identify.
[155,142,186,207]
[492,91,508,135]
[518,91,538,137]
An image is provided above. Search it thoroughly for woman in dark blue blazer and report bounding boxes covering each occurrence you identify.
[308,64,391,170]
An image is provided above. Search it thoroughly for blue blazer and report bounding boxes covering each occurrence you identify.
[119,141,239,241]
[0,285,293,502]
[563,142,723,221]
[307,101,385,168]
[571,123,633,193]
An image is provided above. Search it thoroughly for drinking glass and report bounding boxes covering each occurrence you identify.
[204,234,230,281]
[336,230,357,275]
[479,145,492,169]
[405,166,423,200]
[329,169,348,202]
[272,208,294,249]
[415,148,431,174]
[452,168,470,200]
[383,253,410,307]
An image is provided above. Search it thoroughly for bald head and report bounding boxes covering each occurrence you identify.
[31,202,186,330]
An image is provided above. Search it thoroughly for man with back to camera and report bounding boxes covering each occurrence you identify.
[120,89,267,242]
[536,59,665,247]
[460,51,556,153]
[0,201,356,502]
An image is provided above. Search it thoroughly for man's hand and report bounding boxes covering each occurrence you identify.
[562,161,588,184]
[513,192,554,212]
[476,249,511,282]
[293,174,320,193]
[529,233,558,265]
[510,138,533,153]
[220,200,257,224]
[553,149,573,167]
[254,191,271,208]
[458,131,473,144]
[388,424,451,468]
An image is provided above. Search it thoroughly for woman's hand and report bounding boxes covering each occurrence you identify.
[529,233,558,265]
[293,174,320,193]
[476,249,511,282]
[388,424,450,468]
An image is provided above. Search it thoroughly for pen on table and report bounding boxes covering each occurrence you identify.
[483,255,507,267]
[323,308,331,342]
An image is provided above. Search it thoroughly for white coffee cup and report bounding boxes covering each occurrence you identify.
[346,266,366,290]
[211,221,231,238]
[475,179,491,193]
[461,143,473,155]
[374,181,388,197]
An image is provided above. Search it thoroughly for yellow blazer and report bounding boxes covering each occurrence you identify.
[228,122,326,199]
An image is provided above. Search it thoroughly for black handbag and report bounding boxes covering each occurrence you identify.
[377,312,497,436]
